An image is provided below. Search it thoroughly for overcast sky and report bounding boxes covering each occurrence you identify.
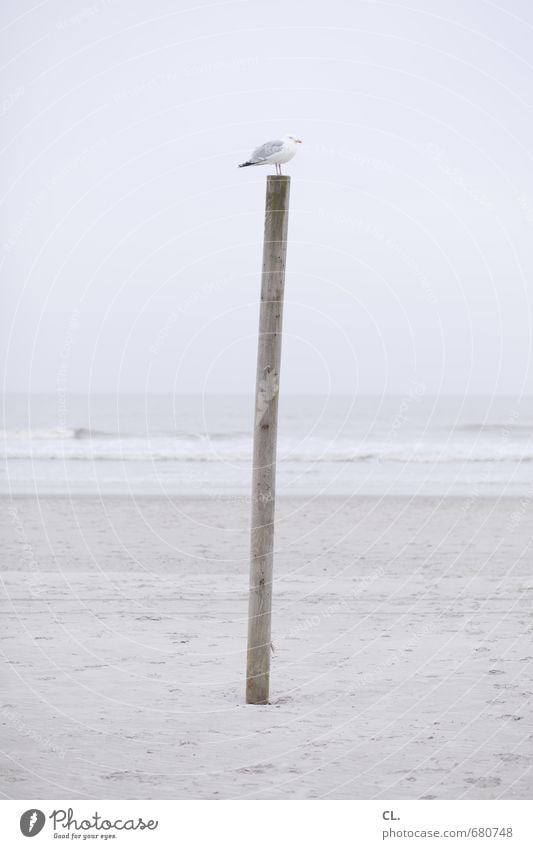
[1,0,532,396]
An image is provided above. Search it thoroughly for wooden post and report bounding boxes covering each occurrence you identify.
[246,175,291,705]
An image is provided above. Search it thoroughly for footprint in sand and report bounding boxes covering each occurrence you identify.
[236,764,276,774]
[466,776,501,788]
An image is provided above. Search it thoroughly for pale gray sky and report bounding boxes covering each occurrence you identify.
[1,0,532,395]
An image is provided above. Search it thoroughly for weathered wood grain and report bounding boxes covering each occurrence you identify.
[246,176,291,704]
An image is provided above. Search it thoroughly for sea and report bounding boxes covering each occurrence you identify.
[2,394,532,497]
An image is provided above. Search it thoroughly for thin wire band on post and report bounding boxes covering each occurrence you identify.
[246,175,291,705]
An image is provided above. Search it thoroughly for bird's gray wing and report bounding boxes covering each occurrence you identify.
[249,139,284,162]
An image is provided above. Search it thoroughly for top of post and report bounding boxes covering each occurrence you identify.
[265,174,291,208]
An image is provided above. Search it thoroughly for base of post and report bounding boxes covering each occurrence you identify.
[246,653,270,705]
[246,685,269,706]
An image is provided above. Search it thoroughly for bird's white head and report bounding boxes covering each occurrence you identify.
[286,135,303,144]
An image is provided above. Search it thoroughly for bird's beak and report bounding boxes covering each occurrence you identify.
[296,139,303,144]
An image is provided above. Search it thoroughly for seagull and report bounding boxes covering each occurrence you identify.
[238,135,303,175]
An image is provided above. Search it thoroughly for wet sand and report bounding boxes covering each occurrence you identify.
[1,495,531,799]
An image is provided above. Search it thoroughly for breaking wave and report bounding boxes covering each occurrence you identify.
[3,439,532,464]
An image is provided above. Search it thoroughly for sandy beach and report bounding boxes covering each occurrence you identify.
[1,494,531,800]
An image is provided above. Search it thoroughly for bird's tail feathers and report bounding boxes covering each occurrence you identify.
[238,161,253,168]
